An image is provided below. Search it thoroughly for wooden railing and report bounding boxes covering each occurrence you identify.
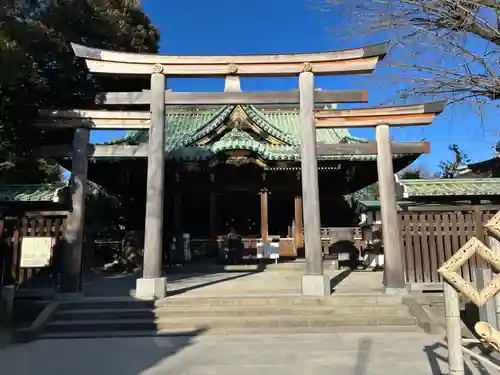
[0,212,67,295]
[399,205,500,291]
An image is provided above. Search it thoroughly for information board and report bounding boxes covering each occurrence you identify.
[20,237,54,268]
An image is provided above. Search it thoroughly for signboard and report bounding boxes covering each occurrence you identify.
[338,253,350,261]
[257,242,280,260]
[20,237,54,268]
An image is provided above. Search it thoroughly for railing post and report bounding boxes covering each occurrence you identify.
[444,282,465,375]
[487,234,500,329]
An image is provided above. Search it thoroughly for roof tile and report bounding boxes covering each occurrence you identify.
[0,183,67,203]
[398,178,500,197]
[112,105,411,162]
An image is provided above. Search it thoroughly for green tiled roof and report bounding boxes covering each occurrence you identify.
[398,178,500,197]
[0,183,67,203]
[359,200,382,209]
[111,105,387,162]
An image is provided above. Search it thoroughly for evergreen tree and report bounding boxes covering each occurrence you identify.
[0,0,160,183]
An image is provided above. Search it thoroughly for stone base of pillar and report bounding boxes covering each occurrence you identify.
[301,274,331,296]
[135,277,167,300]
[384,286,409,295]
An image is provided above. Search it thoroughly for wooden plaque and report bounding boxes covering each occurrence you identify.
[20,237,54,268]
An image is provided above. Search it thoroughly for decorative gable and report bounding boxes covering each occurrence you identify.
[193,105,297,147]
[108,105,391,162]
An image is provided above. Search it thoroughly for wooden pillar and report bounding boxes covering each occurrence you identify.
[174,191,183,234]
[209,191,217,238]
[136,67,166,299]
[294,196,303,249]
[487,234,500,329]
[209,174,218,254]
[61,127,89,294]
[444,282,465,375]
[260,188,269,243]
[375,124,406,292]
[299,71,329,296]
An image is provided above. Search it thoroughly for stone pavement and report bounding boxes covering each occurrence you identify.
[0,332,497,375]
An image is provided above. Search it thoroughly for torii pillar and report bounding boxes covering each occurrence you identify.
[136,65,167,299]
[299,70,330,296]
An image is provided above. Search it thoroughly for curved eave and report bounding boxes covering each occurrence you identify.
[241,105,299,146]
[71,43,388,77]
[174,106,234,147]
[82,149,421,164]
[467,157,500,173]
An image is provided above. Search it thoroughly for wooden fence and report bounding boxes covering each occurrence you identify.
[399,205,500,291]
[0,211,67,296]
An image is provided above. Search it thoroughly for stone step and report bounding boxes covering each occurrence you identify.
[56,295,404,311]
[411,294,444,306]
[53,304,411,321]
[43,314,417,334]
[58,298,156,311]
[166,261,335,273]
[158,295,404,307]
[38,324,422,339]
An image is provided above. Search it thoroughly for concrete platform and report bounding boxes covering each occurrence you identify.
[83,263,384,299]
[0,332,497,375]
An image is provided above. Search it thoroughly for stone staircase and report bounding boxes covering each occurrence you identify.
[406,293,482,337]
[37,294,421,339]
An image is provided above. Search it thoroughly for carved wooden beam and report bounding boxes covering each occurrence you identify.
[34,119,150,129]
[94,89,368,105]
[315,141,430,156]
[35,109,150,129]
[38,109,149,119]
[39,141,429,158]
[71,43,388,77]
[39,144,149,158]
[315,102,446,128]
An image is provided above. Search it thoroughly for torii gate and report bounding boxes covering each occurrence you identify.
[314,103,444,293]
[36,42,445,298]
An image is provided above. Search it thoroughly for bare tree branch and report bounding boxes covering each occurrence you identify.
[316,0,500,115]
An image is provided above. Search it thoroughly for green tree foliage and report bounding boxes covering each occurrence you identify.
[437,143,471,178]
[0,0,159,183]
[360,183,380,200]
[355,164,430,200]
[398,165,432,180]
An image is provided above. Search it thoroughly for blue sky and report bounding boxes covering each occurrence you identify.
[91,0,499,172]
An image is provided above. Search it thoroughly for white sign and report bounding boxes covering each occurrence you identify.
[20,237,54,268]
[257,242,280,260]
[338,253,350,261]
